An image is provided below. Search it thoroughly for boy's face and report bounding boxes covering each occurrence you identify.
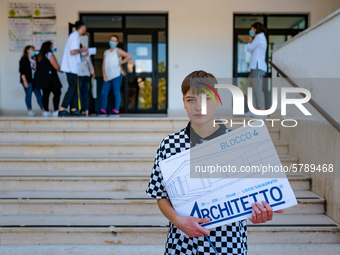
[183,89,217,125]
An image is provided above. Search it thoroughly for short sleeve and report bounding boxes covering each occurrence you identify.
[146,139,169,199]
[69,33,79,51]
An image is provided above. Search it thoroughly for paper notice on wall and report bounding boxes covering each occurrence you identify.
[33,3,56,18]
[8,18,32,36]
[33,34,57,52]
[9,35,33,52]
[135,59,152,73]
[33,19,56,34]
[8,3,32,18]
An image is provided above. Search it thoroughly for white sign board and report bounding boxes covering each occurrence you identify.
[160,122,297,230]
[9,35,32,52]
[33,3,56,18]
[8,3,32,18]
[33,34,57,52]
[33,19,56,34]
[8,18,32,36]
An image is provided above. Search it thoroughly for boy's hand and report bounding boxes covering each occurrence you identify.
[175,216,211,237]
[249,201,284,224]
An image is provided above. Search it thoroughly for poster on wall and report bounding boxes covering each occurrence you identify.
[9,35,33,52]
[33,3,56,18]
[33,19,56,34]
[8,18,32,36]
[8,2,57,52]
[8,2,32,18]
[33,34,57,52]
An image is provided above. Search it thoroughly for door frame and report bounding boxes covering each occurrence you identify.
[79,13,168,114]
[232,13,308,109]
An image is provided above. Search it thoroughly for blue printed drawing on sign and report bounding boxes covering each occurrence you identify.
[165,138,281,208]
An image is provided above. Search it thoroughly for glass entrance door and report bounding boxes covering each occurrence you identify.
[80,13,168,114]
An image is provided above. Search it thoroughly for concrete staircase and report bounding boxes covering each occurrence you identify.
[0,117,339,255]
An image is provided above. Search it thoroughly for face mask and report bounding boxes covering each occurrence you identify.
[29,51,35,57]
[249,29,255,37]
[52,48,56,53]
[109,41,117,48]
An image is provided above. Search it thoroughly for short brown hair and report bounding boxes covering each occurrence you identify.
[181,70,218,96]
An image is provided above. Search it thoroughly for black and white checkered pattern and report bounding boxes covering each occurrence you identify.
[146,122,247,255]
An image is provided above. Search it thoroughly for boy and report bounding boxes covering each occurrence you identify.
[146,70,282,255]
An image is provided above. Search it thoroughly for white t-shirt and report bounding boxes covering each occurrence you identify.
[104,48,122,81]
[78,56,94,77]
[60,30,81,74]
[29,58,36,79]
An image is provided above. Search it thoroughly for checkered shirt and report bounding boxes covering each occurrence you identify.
[146,122,248,255]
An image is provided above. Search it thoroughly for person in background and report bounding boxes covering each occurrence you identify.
[59,20,88,117]
[19,45,44,116]
[99,35,132,117]
[245,22,268,117]
[78,43,95,117]
[35,41,62,117]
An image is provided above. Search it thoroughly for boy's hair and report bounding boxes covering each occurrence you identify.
[181,70,218,96]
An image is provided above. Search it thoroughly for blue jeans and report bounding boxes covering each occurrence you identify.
[78,76,90,111]
[101,74,123,111]
[22,82,44,110]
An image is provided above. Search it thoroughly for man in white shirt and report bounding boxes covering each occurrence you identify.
[59,21,88,117]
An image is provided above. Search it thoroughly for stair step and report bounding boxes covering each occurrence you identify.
[1,244,340,255]
[0,128,281,141]
[0,117,189,130]
[0,174,310,191]
[0,154,298,171]
[0,214,338,244]
[0,190,324,215]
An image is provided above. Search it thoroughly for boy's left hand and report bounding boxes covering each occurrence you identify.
[249,201,284,224]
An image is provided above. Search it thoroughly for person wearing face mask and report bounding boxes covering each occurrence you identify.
[35,41,62,117]
[99,35,132,117]
[59,20,89,117]
[245,22,268,117]
[19,45,44,116]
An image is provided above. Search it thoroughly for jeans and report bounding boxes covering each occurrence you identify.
[61,73,79,110]
[101,74,123,111]
[22,82,44,110]
[78,76,90,111]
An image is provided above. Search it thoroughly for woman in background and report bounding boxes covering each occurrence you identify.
[245,22,268,116]
[100,35,131,117]
[19,45,44,116]
[35,41,62,117]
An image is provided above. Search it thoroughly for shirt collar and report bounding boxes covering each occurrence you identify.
[185,121,227,147]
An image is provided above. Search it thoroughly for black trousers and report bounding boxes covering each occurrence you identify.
[42,87,61,111]
[61,73,79,110]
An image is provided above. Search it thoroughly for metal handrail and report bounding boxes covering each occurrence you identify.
[269,61,340,133]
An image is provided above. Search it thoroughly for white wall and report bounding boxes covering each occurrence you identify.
[272,9,340,122]
[0,0,336,115]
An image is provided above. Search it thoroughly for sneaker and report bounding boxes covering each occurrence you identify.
[28,110,36,116]
[58,110,70,117]
[108,110,120,117]
[70,110,84,117]
[52,110,59,117]
[97,109,107,117]
[42,111,51,117]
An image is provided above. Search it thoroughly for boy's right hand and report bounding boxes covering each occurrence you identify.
[103,75,108,82]
[175,216,211,238]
